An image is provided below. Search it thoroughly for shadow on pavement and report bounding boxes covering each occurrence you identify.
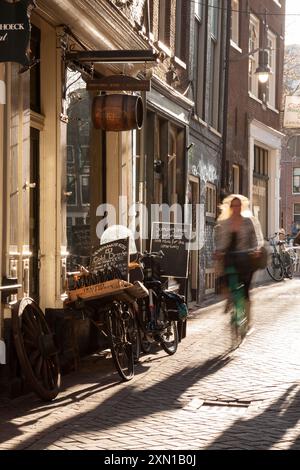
[205,384,300,450]
[1,352,232,449]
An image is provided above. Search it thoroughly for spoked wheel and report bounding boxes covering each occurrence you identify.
[266,254,284,281]
[127,312,141,364]
[159,321,178,355]
[12,298,61,401]
[108,303,134,381]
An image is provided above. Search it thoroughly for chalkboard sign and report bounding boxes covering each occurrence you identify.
[90,237,129,280]
[150,223,191,278]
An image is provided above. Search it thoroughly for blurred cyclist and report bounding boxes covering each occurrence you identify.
[214,194,264,333]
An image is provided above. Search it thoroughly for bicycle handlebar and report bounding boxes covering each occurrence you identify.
[141,250,165,259]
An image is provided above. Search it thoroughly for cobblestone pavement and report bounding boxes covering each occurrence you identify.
[1,279,300,450]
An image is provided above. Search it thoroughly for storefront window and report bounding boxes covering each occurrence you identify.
[65,70,91,270]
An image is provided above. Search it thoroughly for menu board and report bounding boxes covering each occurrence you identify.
[90,238,129,280]
[150,223,191,278]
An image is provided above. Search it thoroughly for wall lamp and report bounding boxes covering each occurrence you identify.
[254,49,271,84]
[230,47,272,84]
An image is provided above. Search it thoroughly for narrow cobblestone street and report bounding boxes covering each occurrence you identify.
[1,279,300,451]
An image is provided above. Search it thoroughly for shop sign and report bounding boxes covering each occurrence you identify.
[0,0,36,66]
[284,95,300,129]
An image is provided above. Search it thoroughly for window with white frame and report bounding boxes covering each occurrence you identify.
[175,0,185,62]
[293,168,300,193]
[158,0,171,48]
[194,0,207,120]
[232,164,240,193]
[211,0,219,39]
[195,0,202,19]
[248,14,259,97]
[231,0,239,46]
[209,0,222,130]
[266,30,277,108]
[206,183,216,217]
[294,203,300,226]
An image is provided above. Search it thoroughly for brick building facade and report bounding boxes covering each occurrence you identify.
[225,0,285,239]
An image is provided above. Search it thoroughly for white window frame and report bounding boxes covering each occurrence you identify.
[195,0,202,20]
[293,168,300,194]
[294,203,300,226]
[232,164,240,193]
[248,14,259,98]
[231,0,239,46]
[266,30,277,108]
[206,183,216,218]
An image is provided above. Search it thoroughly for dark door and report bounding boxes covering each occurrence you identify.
[30,127,40,302]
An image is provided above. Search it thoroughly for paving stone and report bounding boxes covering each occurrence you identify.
[1,279,300,449]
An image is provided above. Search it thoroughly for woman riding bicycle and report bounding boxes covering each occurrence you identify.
[214,194,264,332]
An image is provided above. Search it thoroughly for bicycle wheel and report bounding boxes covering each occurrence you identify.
[108,303,134,381]
[159,321,178,355]
[12,298,60,401]
[140,330,152,354]
[128,314,141,363]
[266,253,284,281]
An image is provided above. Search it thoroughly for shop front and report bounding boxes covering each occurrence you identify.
[0,0,151,394]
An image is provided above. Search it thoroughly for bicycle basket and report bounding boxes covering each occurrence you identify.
[162,291,188,321]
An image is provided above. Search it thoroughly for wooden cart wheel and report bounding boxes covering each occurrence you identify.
[12,297,61,401]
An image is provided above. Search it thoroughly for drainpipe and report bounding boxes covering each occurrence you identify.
[221,0,231,200]
[138,90,147,252]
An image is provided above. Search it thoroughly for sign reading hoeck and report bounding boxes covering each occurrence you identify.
[0,0,36,66]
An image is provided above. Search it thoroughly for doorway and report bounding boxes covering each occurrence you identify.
[29,127,40,301]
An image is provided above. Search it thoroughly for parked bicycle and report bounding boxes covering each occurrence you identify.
[133,250,188,356]
[266,233,295,281]
[65,265,143,382]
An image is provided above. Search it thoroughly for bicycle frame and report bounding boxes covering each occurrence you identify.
[224,263,248,347]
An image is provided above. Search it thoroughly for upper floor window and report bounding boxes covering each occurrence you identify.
[293,168,300,193]
[248,14,260,97]
[206,183,217,218]
[231,0,239,46]
[175,0,185,62]
[266,30,277,108]
[193,0,207,121]
[209,0,223,130]
[159,0,171,48]
[211,0,219,40]
[232,164,240,193]
[294,203,300,226]
[195,0,202,20]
